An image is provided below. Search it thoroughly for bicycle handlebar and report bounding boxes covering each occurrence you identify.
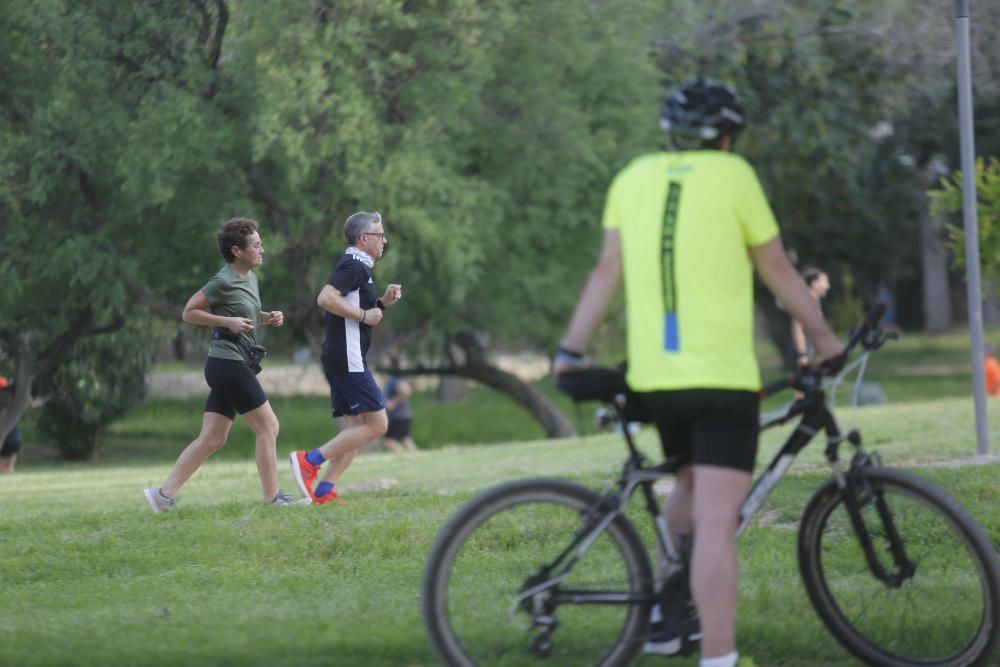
[759,303,887,399]
[555,305,889,403]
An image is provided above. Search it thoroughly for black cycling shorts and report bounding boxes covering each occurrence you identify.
[638,389,759,473]
[204,356,267,420]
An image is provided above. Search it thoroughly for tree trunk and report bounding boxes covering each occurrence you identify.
[390,332,576,438]
[754,289,795,370]
[920,158,953,333]
[0,360,32,447]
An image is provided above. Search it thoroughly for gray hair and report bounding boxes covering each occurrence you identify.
[344,211,382,246]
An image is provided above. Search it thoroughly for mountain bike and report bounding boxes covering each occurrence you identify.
[421,307,1000,667]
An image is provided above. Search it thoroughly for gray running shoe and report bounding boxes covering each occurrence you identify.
[269,490,312,506]
[143,487,176,514]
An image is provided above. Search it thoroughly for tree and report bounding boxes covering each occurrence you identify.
[932,158,1000,282]
[647,0,1000,345]
[0,1,237,450]
[194,0,669,436]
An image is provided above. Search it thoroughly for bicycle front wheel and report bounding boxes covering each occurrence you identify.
[799,467,1000,667]
[422,477,653,667]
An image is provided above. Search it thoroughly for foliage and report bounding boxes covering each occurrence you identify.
[825,269,867,332]
[34,326,148,460]
[932,158,1000,282]
[222,0,666,352]
[5,0,1000,443]
[0,0,237,442]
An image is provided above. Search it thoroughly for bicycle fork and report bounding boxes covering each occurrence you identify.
[837,441,917,588]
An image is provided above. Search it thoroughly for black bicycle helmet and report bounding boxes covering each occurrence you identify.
[659,78,745,141]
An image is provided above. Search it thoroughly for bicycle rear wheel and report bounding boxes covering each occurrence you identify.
[422,477,653,667]
[799,467,1000,667]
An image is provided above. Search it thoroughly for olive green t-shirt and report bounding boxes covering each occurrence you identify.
[602,150,779,392]
[201,264,261,362]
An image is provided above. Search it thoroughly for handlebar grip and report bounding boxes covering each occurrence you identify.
[842,302,889,355]
[864,302,887,328]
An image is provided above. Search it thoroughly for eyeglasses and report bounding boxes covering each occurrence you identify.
[362,231,385,240]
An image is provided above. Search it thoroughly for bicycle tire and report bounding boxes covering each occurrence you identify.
[422,477,653,667]
[798,467,1000,667]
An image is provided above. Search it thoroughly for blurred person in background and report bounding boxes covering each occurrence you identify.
[984,342,1000,397]
[0,376,23,473]
[382,355,418,452]
[790,267,830,367]
[289,211,402,504]
[144,218,307,512]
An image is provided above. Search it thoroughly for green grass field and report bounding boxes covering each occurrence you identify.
[2,388,1000,666]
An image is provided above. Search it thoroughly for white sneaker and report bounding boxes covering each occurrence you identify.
[269,490,312,506]
[143,487,176,514]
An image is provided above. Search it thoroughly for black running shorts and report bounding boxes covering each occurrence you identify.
[322,366,384,418]
[638,389,759,473]
[0,426,21,457]
[203,356,267,420]
[385,417,412,439]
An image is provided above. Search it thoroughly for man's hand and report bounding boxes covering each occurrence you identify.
[363,308,384,326]
[382,284,402,307]
[551,346,588,377]
[811,332,844,372]
[261,311,284,327]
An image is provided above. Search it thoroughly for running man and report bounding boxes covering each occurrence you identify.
[289,211,401,504]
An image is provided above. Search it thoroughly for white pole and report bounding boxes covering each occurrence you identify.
[954,0,990,456]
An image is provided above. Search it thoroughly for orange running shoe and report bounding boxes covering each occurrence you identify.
[289,451,321,502]
[314,489,349,505]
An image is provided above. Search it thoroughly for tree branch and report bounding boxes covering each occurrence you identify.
[127,284,183,320]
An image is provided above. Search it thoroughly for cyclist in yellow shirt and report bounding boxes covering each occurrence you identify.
[554,78,842,667]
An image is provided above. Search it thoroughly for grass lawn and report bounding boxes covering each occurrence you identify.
[2,391,1000,666]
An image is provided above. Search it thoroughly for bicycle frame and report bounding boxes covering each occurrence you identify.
[510,402,674,613]
[518,306,908,613]
[511,386,841,614]
[738,386,841,538]
[518,346,916,621]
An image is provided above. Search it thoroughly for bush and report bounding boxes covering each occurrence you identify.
[36,326,148,460]
[933,157,1000,280]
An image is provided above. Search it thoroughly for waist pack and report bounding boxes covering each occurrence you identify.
[212,330,267,375]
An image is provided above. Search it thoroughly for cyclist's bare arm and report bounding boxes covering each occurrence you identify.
[555,229,621,373]
[790,318,808,360]
[750,236,843,364]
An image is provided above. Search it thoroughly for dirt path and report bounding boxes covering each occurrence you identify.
[147,353,551,399]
